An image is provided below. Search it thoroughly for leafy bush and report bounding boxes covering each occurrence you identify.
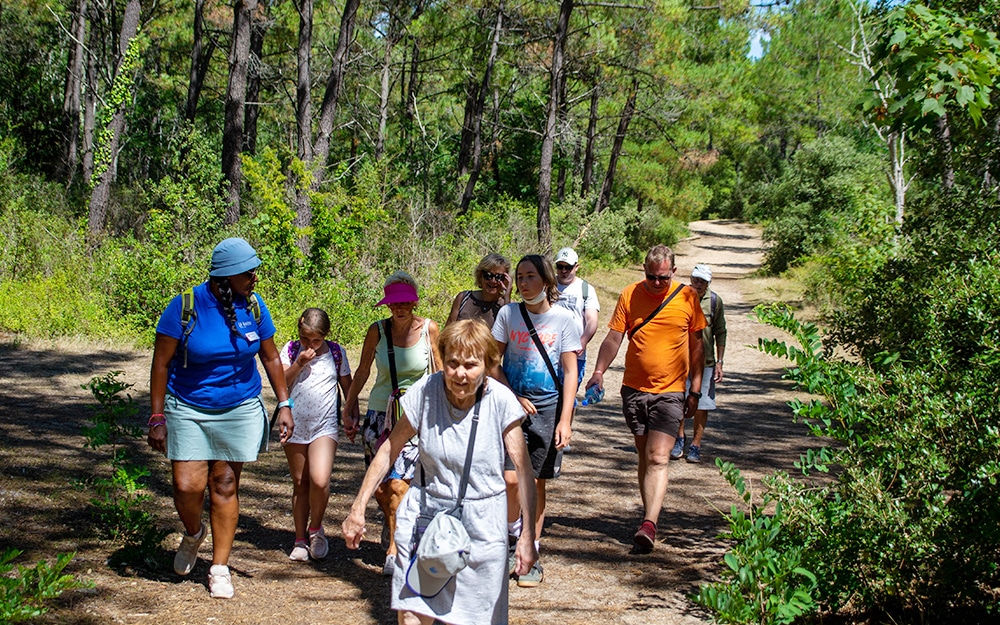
[0,549,90,623]
[80,372,167,567]
[744,135,885,273]
[706,302,1000,622]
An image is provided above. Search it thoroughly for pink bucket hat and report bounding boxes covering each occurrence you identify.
[376,282,419,306]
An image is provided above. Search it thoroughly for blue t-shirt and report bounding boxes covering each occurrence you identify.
[156,281,276,409]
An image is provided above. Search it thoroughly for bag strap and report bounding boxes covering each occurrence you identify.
[519,303,560,390]
[582,280,589,304]
[180,287,197,369]
[453,384,485,516]
[382,319,400,392]
[628,283,685,340]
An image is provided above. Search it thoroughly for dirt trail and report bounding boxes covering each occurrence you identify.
[0,220,814,625]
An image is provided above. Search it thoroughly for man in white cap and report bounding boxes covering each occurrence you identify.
[673,263,727,463]
[553,247,600,386]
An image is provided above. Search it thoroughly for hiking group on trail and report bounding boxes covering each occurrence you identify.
[147,237,727,624]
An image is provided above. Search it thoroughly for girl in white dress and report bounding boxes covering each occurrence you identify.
[280,308,359,561]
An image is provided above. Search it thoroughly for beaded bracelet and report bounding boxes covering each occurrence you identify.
[148,414,166,427]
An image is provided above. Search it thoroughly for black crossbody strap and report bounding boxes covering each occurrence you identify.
[628,284,685,340]
[519,303,560,389]
[382,319,400,392]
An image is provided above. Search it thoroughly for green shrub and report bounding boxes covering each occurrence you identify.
[81,371,168,567]
[0,549,90,622]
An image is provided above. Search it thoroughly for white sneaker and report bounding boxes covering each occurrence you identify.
[289,542,310,562]
[173,523,207,576]
[382,553,396,577]
[308,527,328,560]
[208,564,234,599]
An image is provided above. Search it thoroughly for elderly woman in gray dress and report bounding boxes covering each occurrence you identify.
[343,320,537,625]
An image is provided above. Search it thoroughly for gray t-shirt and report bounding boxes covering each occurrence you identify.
[400,373,524,502]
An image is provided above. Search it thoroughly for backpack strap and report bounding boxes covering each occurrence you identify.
[582,280,590,304]
[327,340,343,371]
[179,287,197,368]
[248,292,262,324]
[709,291,718,325]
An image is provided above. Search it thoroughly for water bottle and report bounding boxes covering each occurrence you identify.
[581,384,605,406]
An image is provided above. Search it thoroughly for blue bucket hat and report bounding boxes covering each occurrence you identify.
[209,238,262,277]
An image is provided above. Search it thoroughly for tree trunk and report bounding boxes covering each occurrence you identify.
[982,112,1000,199]
[295,0,313,163]
[595,79,637,213]
[935,113,954,191]
[87,0,141,238]
[82,17,98,183]
[222,0,257,225]
[458,5,504,214]
[581,70,599,197]
[61,0,88,185]
[184,0,215,122]
[244,6,266,156]
[886,129,907,225]
[375,11,401,162]
[311,0,360,177]
[536,0,573,250]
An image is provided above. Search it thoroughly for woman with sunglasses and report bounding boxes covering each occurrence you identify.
[445,253,511,328]
[148,238,294,599]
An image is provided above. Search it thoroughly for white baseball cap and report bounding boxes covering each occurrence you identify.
[691,264,712,282]
[405,512,471,598]
[555,248,579,266]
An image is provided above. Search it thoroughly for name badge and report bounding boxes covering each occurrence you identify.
[245,331,260,342]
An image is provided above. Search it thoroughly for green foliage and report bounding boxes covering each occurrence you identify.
[868,4,1000,130]
[694,460,817,625]
[91,31,146,188]
[0,549,90,623]
[722,299,1000,620]
[81,372,167,567]
[744,135,886,273]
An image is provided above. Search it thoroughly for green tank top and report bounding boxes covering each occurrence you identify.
[369,317,432,411]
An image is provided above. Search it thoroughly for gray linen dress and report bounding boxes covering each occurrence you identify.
[391,373,524,625]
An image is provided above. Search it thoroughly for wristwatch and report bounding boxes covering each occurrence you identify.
[277,398,294,410]
[688,391,702,399]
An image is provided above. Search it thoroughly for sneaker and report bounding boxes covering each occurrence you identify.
[208,564,234,599]
[670,437,685,460]
[289,541,310,562]
[382,553,396,577]
[308,527,329,560]
[686,444,702,464]
[507,535,518,576]
[633,520,656,553]
[173,522,207,576]
[516,561,544,588]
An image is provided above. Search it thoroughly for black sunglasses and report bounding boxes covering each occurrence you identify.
[555,264,575,271]
[242,269,258,280]
[645,273,672,282]
[482,271,505,282]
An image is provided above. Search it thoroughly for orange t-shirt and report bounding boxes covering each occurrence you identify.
[608,281,707,393]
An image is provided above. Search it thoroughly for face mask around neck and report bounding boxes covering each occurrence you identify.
[522,288,548,306]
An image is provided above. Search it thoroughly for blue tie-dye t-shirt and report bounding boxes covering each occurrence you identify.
[492,303,581,408]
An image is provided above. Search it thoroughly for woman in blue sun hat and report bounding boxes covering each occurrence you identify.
[148,237,294,599]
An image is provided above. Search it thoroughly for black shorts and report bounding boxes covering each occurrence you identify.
[621,386,684,438]
[503,400,562,480]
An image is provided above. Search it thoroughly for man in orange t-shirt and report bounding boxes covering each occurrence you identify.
[586,244,706,553]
